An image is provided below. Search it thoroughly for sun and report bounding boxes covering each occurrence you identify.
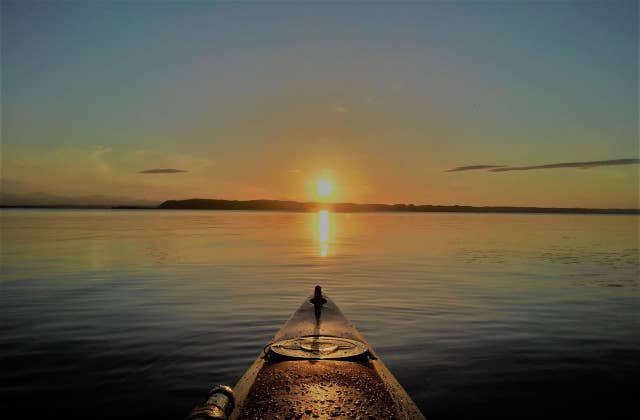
[309,173,338,202]
[316,179,333,197]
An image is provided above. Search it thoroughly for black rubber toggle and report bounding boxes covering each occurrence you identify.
[309,285,327,307]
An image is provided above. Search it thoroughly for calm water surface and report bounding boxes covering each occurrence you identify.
[1,210,638,419]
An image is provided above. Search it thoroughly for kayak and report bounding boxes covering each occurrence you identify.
[187,286,426,419]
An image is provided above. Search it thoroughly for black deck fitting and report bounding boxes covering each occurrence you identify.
[310,285,327,307]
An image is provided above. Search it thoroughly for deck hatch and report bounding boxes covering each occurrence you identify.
[269,335,369,360]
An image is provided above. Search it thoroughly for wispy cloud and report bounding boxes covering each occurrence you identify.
[446,158,639,173]
[90,145,112,174]
[446,165,506,172]
[90,145,112,158]
[139,168,188,174]
[334,104,348,113]
[490,159,640,172]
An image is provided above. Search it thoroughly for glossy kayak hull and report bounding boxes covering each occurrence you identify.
[189,287,425,419]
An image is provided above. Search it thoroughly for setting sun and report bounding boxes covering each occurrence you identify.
[316,179,333,197]
[310,174,339,203]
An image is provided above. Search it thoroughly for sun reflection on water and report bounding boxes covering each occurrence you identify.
[317,210,330,257]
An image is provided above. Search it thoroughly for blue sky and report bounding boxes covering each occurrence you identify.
[1,0,638,207]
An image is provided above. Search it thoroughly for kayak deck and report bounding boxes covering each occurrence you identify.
[238,360,401,419]
[188,286,425,419]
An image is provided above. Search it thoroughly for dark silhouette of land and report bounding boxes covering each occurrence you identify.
[156,198,639,214]
[2,197,637,214]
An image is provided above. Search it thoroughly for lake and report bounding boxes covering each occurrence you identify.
[1,209,638,419]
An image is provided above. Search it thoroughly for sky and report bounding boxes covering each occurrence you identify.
[1,0,638,208]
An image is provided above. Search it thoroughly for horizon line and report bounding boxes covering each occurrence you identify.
[1,196,639,212]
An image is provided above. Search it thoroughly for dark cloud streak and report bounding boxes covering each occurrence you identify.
[446,165,506,172]
[490,158,639,172]
[446,159,639,173]
[139,168,188,174]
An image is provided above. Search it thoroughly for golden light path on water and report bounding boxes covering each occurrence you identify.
[317,210,330,257]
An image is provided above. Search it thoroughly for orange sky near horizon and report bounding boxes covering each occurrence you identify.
[1,1,638,209]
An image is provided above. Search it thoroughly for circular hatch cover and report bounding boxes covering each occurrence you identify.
[269,335,369,359]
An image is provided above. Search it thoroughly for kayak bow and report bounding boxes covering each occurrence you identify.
[187,286,425,419]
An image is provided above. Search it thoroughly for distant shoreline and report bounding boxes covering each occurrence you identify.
[2,198,638,214]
